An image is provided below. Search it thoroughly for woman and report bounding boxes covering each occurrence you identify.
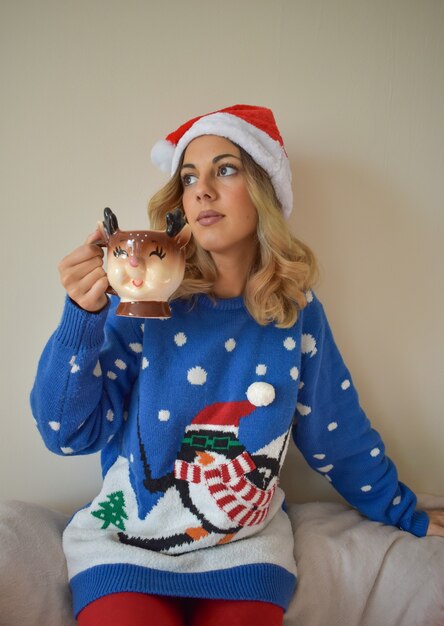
[31,105,443,626]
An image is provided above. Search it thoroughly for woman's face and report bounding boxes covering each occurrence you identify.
[180,135,258,260]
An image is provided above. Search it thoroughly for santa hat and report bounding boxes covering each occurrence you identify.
[186,383,276,432]
[151,104,293,218]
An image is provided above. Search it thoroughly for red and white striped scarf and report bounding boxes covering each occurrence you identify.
[174,451,277,527]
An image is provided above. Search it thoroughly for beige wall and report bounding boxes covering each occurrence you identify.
[1,0,443,512]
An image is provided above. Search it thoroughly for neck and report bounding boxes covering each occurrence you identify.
[211,245,257,298]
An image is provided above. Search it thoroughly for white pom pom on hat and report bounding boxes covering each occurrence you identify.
[151,139,175,173]
[246,382,276,407]
[150,104,293,218]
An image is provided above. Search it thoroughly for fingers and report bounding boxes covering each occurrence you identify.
[58,230,110,312]
[85,227,106,246]
[424,508,444,537]
[59,240,104,273]
[74,274,110,313]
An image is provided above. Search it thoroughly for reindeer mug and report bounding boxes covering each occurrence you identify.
[100,207,192,318]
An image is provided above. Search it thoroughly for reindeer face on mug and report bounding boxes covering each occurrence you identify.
[102,207,192,318]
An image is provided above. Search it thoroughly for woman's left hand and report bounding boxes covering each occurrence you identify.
[424,509,444,537]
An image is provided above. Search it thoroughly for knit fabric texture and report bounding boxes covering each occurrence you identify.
[30,292,429,617]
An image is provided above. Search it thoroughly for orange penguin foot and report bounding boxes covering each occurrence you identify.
[185,527,210,541]
[218,533,236,545]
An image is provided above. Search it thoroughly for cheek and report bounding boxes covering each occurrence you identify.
[182,194,193,219]
[107,258,129,283]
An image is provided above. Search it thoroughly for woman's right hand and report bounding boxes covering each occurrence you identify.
[58,229,110,312]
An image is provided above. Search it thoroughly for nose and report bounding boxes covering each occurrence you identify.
[128,254,145,270]
[196,451,215,466]
[195,175,215,201]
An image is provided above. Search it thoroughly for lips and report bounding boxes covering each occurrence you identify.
[132,279,143,288]
[197,210,224,226]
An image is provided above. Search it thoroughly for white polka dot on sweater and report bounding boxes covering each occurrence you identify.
[129,342,143,353]
[106,410,114,422]
[324,475,332,482]
[370,447,381,457]
[317,464,334,473]
[115,359,127,370]
[69,356,80,373]
[283,337,296,351]
[290,367,299,381]
[49,421,60,432]
[174,332,187,347]
[158,410,170,422]
[187,366,207,386]
[140,324,145,333]
[107,371,117,380]
[93,361,102,377]
[306,290,314,303]
[61,447,74,455]
[328,422,338,431]
[392,496,401,506]
[256,364,267,376]
[225,338,236,352]
[142,357,149,370]
[297,403,311,416]
[361,485,372,492]
[313,453,326,460]
[107,435,114,443]
[341,379,351,390]
[130,453,134,463]
[302,334,317,357]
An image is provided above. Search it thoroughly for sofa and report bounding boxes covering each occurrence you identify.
[0,495,443,626]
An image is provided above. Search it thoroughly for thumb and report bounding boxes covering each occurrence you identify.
[85,226,105,246]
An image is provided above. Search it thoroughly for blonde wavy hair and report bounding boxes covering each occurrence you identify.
[148,145,318,328]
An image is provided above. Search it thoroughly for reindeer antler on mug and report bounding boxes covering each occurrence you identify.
[103,207,119,238]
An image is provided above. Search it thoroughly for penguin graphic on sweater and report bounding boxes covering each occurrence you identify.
[119,382,289,552]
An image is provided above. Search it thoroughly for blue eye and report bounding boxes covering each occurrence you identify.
[182,173,198,187]
[113,246,128,258]
[218,164,237,177]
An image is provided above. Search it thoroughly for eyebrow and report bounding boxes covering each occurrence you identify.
[181,153,241,170]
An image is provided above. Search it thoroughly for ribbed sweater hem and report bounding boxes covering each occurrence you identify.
[70,563,297,617]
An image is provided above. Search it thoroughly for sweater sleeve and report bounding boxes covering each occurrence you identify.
[292,293,429,537]
[30,296,142,456]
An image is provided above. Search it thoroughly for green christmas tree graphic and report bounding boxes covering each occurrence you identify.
[91,491,128,531]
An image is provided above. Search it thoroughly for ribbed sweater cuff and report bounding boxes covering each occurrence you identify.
[406,510,430,537]
[54,296,110,350]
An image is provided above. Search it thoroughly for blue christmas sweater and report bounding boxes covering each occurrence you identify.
[30,291,429,616]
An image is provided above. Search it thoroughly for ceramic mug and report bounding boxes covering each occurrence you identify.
[100,207,191,318]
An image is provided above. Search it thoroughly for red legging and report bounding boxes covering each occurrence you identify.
[77,592,284,626]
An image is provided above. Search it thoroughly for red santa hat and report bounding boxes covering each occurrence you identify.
[151,104,293,219]
[187,383,276,432]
